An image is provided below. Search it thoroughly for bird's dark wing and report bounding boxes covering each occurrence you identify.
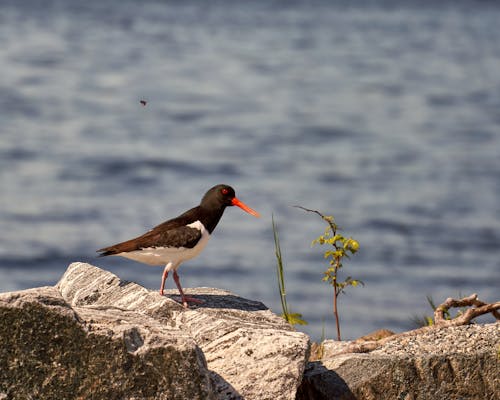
[97,223,202,256]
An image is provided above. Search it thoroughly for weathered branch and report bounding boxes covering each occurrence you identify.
[293,205,337,233]
[434,293,500,326]
[293,205,326,220]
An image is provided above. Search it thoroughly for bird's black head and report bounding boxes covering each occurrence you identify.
[201,184,260,217]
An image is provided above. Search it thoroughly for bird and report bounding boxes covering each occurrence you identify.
[97,184,260,307]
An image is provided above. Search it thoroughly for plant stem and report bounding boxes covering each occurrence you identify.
[272,215,289,320]
[333,272,341,341]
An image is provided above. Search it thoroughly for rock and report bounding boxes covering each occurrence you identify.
[4,262,495,399]
[0,286,213,400]
[297,323,500,400]
[355,328,395,342]
[0,262,310,400]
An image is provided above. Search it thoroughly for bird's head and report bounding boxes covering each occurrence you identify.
[202,184,260,217]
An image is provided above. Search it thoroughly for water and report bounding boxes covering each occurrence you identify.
[1,0,499,340]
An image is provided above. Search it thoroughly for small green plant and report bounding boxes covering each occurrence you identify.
[410,295,440,328]
[272,215,307,326]
[295,206,361,341]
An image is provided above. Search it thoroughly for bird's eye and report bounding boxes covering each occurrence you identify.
[221,188,229,195]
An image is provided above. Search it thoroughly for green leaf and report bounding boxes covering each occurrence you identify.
[324,250,336,259]
[332,234,344,243]
[333,250,344,258]
[351,240,360,252]
[324,237,336,245]
[344,277,365,287]
[346,239,360,253]
[281,312,308,326]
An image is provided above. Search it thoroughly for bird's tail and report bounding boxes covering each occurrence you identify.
[96,247,117,257]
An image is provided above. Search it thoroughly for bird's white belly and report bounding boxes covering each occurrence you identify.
[116,221,210,268]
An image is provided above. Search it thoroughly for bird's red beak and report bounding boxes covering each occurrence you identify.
[231,197,260,217]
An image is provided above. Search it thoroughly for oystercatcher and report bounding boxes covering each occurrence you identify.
[97,184,260,307]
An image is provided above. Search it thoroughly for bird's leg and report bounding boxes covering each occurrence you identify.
[172,270,204,308]
[159,265,170,296]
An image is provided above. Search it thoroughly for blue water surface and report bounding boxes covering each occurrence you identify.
[1,0,499,340]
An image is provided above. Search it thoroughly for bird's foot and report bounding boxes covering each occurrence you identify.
[177,295,204,308]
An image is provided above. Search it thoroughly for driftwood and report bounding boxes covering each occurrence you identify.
[433,293,500,326]
[345,293,500,353]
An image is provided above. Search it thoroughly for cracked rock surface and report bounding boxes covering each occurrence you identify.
[0,262,309,400]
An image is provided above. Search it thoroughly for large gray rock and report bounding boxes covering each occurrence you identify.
[0,262,309,400]
[297,323,500,400]
[0,286,212,400]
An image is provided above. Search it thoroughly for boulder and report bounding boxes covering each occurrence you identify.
[0,262,310,400]
[297,323,500,400]
[0,286,212,400]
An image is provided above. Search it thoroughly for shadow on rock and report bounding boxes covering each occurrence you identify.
[168,292,268,312]
[296,361,356,400]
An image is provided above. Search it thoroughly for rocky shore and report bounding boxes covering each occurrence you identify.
[0,262,498,399]
[299,323,499,400]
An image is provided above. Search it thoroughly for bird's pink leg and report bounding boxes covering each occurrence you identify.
[159,266,169,296]
[172,270,204,308]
